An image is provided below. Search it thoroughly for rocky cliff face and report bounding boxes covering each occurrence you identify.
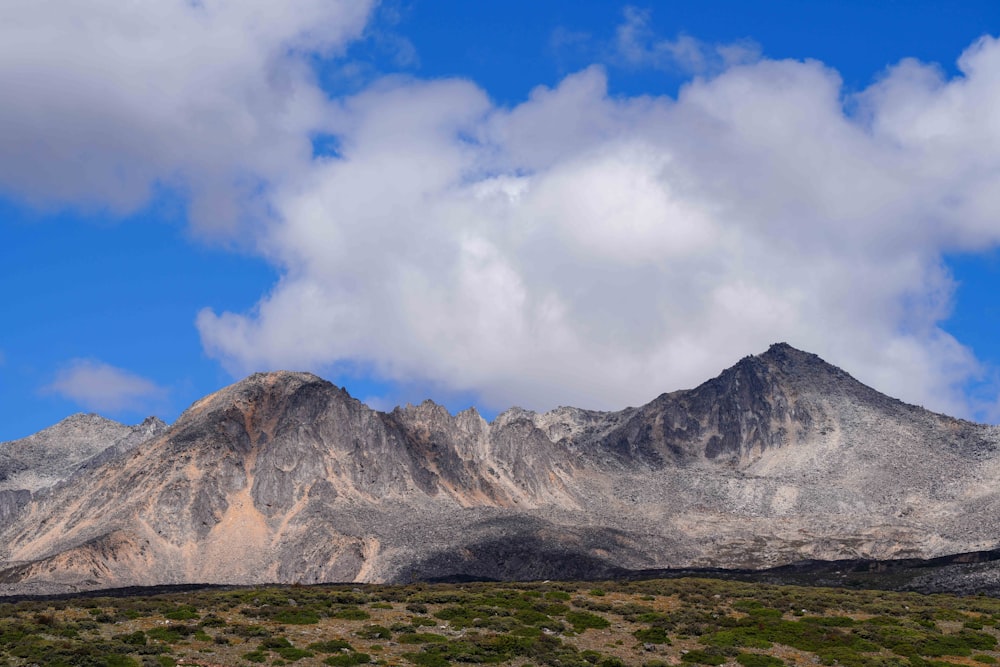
[2,343,999,594]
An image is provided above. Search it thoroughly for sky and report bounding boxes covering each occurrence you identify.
[3,0,1000,441]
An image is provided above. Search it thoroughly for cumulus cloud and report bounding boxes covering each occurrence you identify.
[198,36,1000,417]
[44,360,166,414]
[7,1,1000,418]
[0,0,374,230]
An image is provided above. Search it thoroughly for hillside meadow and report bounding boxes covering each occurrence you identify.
[0,577,998,667]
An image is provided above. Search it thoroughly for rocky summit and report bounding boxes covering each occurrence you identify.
[2,343,1000,595]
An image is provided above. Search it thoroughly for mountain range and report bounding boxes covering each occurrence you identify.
[2,342,1000,596]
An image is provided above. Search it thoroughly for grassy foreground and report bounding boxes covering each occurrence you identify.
[1,577,999,667]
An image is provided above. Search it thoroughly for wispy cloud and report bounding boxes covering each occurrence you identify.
[614,6,760,74]
[549,25,592,55]
[43,360,166,414]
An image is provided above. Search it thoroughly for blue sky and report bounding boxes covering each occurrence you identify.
[3,0,1000,441]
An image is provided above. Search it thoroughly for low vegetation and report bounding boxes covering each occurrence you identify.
[0,577,998,666]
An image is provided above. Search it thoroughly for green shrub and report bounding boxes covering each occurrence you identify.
[516,609,552,625]
[308,639,354,653]
[918,635,975,657]
[163,605,199,621]
[199,614,227,628]
[680,650,726,665]
[573,597,614,612]
[511,624,543,638]
[397,633,448,644]
[277,646,315,660]
[403,652,450,667]
[147,625,195,643]
[635,611,674,625]
[335,607,372,620]
[565,611,611,632]
[959,630,998,650]
[633,627,671,644]
[325,652,371,666]
[611,602,655,619]
[260,637,293,649]
[433,606,478,626]
[115,630,148,645]
[800,616,855,627]
[356,625,392,639]
[817,645,903,667]
[411,616,438,627]
[229,623,271,637]
[701,630,771,650]
[736,655,785,667]
[274,608,321,624]
[109,657,142,667]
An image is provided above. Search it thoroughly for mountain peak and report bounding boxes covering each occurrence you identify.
[56,412,125,428]
[758,341,826,367]
[0,410,165,495]
[236,370,328,389]
[177,370,335,422]
[734,342,858,391]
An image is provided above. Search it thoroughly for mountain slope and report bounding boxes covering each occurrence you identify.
[0,414,166,528]
[2,343,999,594]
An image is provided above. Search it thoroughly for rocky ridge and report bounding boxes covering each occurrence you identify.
[2,343,1000,594]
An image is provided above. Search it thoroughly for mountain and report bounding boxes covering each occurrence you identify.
[1,343,999,595]
[0,414,166,527]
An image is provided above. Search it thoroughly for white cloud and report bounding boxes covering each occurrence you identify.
[0,0,374,231]
[198,37,1000,418]
[44,360,166,414]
